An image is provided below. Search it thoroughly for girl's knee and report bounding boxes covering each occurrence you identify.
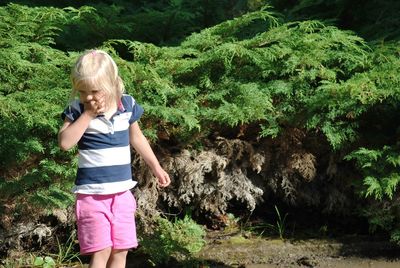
[89,247,112,268]
[108,249,128,267]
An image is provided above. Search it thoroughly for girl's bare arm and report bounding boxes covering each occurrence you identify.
[130,122,170,187]
[58,113,95,151]
[58,94,104,151]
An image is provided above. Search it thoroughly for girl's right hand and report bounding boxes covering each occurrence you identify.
[84,92,105,117]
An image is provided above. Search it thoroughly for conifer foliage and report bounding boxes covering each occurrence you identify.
[0,4,86,220]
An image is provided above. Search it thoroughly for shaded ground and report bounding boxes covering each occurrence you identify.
[33,231,400,267]
[191,231,400,268]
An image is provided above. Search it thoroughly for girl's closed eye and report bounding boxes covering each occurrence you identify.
[78,90,89,101]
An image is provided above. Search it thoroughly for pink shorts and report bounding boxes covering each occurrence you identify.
[75,190,138,254]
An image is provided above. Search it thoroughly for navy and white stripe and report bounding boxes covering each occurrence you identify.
[62,94,143,194]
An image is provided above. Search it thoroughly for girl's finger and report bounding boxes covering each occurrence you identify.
[98,99,105,108]
[94,91,105,101]
[97,106,105,114]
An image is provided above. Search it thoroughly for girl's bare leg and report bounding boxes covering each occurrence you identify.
[106,249,128,268]
[89,247,112,268]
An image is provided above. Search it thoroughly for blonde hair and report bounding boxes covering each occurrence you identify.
[70,49,124,109]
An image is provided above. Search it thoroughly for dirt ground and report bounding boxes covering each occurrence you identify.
[52,230,400,267]
[193,231,400,268]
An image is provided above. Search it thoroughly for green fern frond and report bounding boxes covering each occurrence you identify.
[363,176,383,200]
[382,174,400,200]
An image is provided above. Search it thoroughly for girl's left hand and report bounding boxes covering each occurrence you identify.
[153,167,171,187]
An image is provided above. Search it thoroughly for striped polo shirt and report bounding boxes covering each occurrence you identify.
[62,94,143,194]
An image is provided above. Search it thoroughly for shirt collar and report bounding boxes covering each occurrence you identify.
[117,99,125,113]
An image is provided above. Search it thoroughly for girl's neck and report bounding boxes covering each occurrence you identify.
[103,101,118,120]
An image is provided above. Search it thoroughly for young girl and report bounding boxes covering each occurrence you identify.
[58,49,170,268]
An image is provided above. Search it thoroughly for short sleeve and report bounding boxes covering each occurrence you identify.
[129,101,144,124]
[61,100,82,122]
